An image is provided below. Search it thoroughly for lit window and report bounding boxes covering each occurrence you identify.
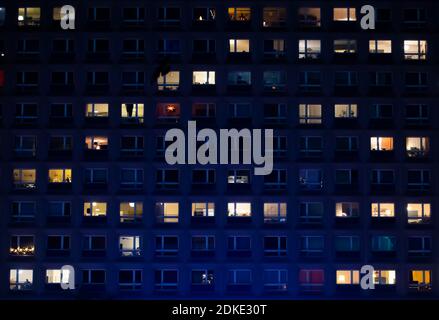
[53,7,62,21]
[120,202,143,223]
[13,169,36,189]
[371,203,395,218]
[227,202,251,217]
[298,8,321,27]
[370,137,393,151]
[335,202,360,218]
[299,40,321,59]
[369,40,392,54]
[227,170,250,184]
[85,136,108,150]
[157,71,180,91]
[334,104,357,118]
[406,137,429,158]
[192,202,215,217]
[404,40,427,60]
[407,203,431,224]
[373,270,396,285]
[121,103,144,123]
[10,235,35,256]
[228,8,251,21]
[192,71,215,85]
[48,169,72,183]
[18,8,41,27]
[409,270,431,291]
[83,202,107,217]
[333,8,356,21]
[119,236,141,256]
[336,270,360,285]
[229,39,250,53]
[299,104,322,124]
[10,269,33,290]
[46,269,71,285]
[263,7,286,27]
[193,7,216,22]
[155,202,179,223]
[264,203,287,223]
[334,40,357,53]
[155,103,180,119]
[86,103,109,117]
[299,269,324,292]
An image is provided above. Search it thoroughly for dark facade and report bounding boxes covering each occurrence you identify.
[0,0,438,299]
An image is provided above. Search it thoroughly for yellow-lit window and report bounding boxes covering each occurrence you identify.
[84,202,107,217]
[228,203,251,217]
[333,8,356,21]
[334,104,357,118]
[121,103,144,119]
[370,137,393,151]
[228,8,251,21]
[373,270,396,285]
[371,203,395,218]
[334,40,357,53]
[85,136,108,150]
[18,8,41,27]
[406,137,429,157]
[86,103,109,117]
[156,202,179,223]
[298,40,321,59]
[46,269,71,284]
[229,39,250,53]
[298,8,321,27]
[409,270,431,289]
[53,7,62,21]
[48,169,72,183]
[336,270,360,285]
[404,40,427,60]
[13,169,36,187]
[264,203,287,223]
[192,202,215,217]
[192,71,215,85]
[120,202,143,223]
[157,71,180,91]
[369,40,392,54]
[263,7,286,27]
[407,203,431,224]
[335,202,359,218]
[10,269,33,290]
[299,104,322,124]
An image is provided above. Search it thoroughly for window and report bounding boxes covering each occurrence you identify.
[371,170,394,185]
[371,104,393,119]
[13,169,36,189]
[333,8,356,21]
[193,39,216,55]
[156,169,179,189]
[334,104,358,119]
[155,270,178,291]
[335,72,358,87]
[335,169,358,186]
[407,169,430,191]
[122,7,145,25]
[17,39,40,57]
[16,72,38,90]
[406,137,429,158]
[299,40,321,59]
[405,104,428,125]
[119,236,141,256]
[263,71,286,91]
[299,71,321,91]
[121,103,144,123]
[408,236,432,256]
[264,40,285,59]
[299,169,323,190]
[192,103,216,119]
[335,137,358,153]
[228,270,252,287]
[83,235,106,252]
[409,270,431,291]
[298,8,321,27]
[336,270,360,285]
[301,236,324,255]
[193,71,215,85]
[10,269,33,291]
[120,168,143,189]
[336,202,360,218]
[12,201,36,222]
[50,103,72,120]
[85,136,108,151]
[192,202,215,217]
[264,203,287,223]
[83,202,107,217]
[14,136,36,158]
[300,136,322,158]
[264,269,287,291]
[228,8,251,22]
[120,202,143,223]
[0,7,5,26]
[155,236,179,257]
[86,103,109,118]
[192,170,215,185]
[48,201,71,219]
[86,72,109,88]
[155,202,179,223]
[46,269,72,285]
[227,236,251,253]
[193,7,216,22]
[18,8,41,27]
[158,7,180,27]
[403,8,426,27]
[371,236,396,252]
[264,236,287,257]
[264,103,287,122]
[48,169,72,184]
[227,203,251,218]
[83,270,105,285]
[122,39,144,59]
[121,136,144,157]
[229,103,251,118]
[122,71,144,90]
[373,270,396,285]
[192,236,215,253]
[334,40,357,54]
[47,235,70,252]
[192,270,214,288]
[335,236,360,252]
[370,137,393,151]
[228,170,250,184]
[263,7,286,27]
[158,39,180,56]
[371,203,395,218]
[85,168,108,186]
[227,71,251,86]
[300,202,323,223]
[10,235,35,256]
[88,7,111,23]
[407,203,431,224]
[229,39,249,53]
[299,104,322,124]
[299,270,324,292]
[157,71,180,91]
[119,270,142,290]
[404,40,427,60]
[369,40,392,54]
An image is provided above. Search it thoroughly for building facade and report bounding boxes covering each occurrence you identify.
[0,0,438,299]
